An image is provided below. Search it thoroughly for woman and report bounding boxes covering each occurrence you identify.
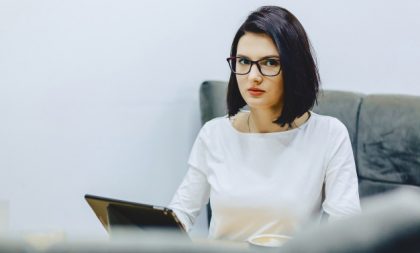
[169,6,360,241]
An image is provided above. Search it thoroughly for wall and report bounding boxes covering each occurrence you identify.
[0,0,419,238]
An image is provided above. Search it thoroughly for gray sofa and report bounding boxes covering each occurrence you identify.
[198,80,420,252]
[199,80,420,198]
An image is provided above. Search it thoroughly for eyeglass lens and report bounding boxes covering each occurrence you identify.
[228,57,281,76]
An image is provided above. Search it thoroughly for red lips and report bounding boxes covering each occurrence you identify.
[248,87,265,96]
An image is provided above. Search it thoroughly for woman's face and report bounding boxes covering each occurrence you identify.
[236,32,284,112]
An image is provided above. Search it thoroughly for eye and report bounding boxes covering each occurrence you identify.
[237,57,251,65]
[261,58,280,67]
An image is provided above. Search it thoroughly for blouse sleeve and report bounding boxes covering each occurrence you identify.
[322,120,361,220]
[168,130,211,231]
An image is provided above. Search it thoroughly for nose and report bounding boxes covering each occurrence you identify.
[248,63,262,83]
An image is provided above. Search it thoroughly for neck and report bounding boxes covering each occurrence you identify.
[248,108,289,133]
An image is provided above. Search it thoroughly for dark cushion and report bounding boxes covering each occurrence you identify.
[199,80,228,124]
[357,95,420,197]
[359,178,420,197]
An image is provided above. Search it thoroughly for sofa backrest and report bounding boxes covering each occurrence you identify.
[198,81,364,148]
[199,81,228,124]
[198,80,420,199]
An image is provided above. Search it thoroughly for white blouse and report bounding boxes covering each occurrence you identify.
[169,112,361,241]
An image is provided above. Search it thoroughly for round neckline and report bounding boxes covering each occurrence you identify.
[225,111,314,137]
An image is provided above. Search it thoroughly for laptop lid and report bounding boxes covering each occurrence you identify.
[84,194,186,234]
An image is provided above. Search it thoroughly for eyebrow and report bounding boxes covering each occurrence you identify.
[236,54,280,59]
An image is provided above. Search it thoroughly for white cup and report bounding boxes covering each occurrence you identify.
[248,234,291,248]
[0,200,9,233]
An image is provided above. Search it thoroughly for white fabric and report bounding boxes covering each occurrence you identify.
[169,112,361,241]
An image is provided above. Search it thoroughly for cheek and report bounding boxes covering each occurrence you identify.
[273,77,284,93]
[236,76,248,91]
[268,78,284,100]
[236,75,246,85]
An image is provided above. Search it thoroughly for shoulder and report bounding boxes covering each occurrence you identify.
[309,112,349,136]
[309,113,353,159]
[202,115,229,129]
[198,115,230,138]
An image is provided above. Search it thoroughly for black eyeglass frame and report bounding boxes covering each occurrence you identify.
[226,56,282,77]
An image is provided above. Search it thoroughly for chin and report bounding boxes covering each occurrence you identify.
[246,100,282,111]
[246,102,271,110]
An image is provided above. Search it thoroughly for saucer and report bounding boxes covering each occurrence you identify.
[247,234,291,247]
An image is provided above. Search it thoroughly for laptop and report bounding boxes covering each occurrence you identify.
[85,194,187,236]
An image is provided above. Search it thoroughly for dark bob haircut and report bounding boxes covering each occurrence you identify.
[227,6,320,127]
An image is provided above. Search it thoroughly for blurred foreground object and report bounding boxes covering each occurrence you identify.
[280,188,420,253]
[1,189,420,252]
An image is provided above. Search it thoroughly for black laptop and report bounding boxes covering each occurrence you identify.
[85,194,187,236]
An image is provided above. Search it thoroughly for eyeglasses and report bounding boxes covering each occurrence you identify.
[226,56,282,76]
